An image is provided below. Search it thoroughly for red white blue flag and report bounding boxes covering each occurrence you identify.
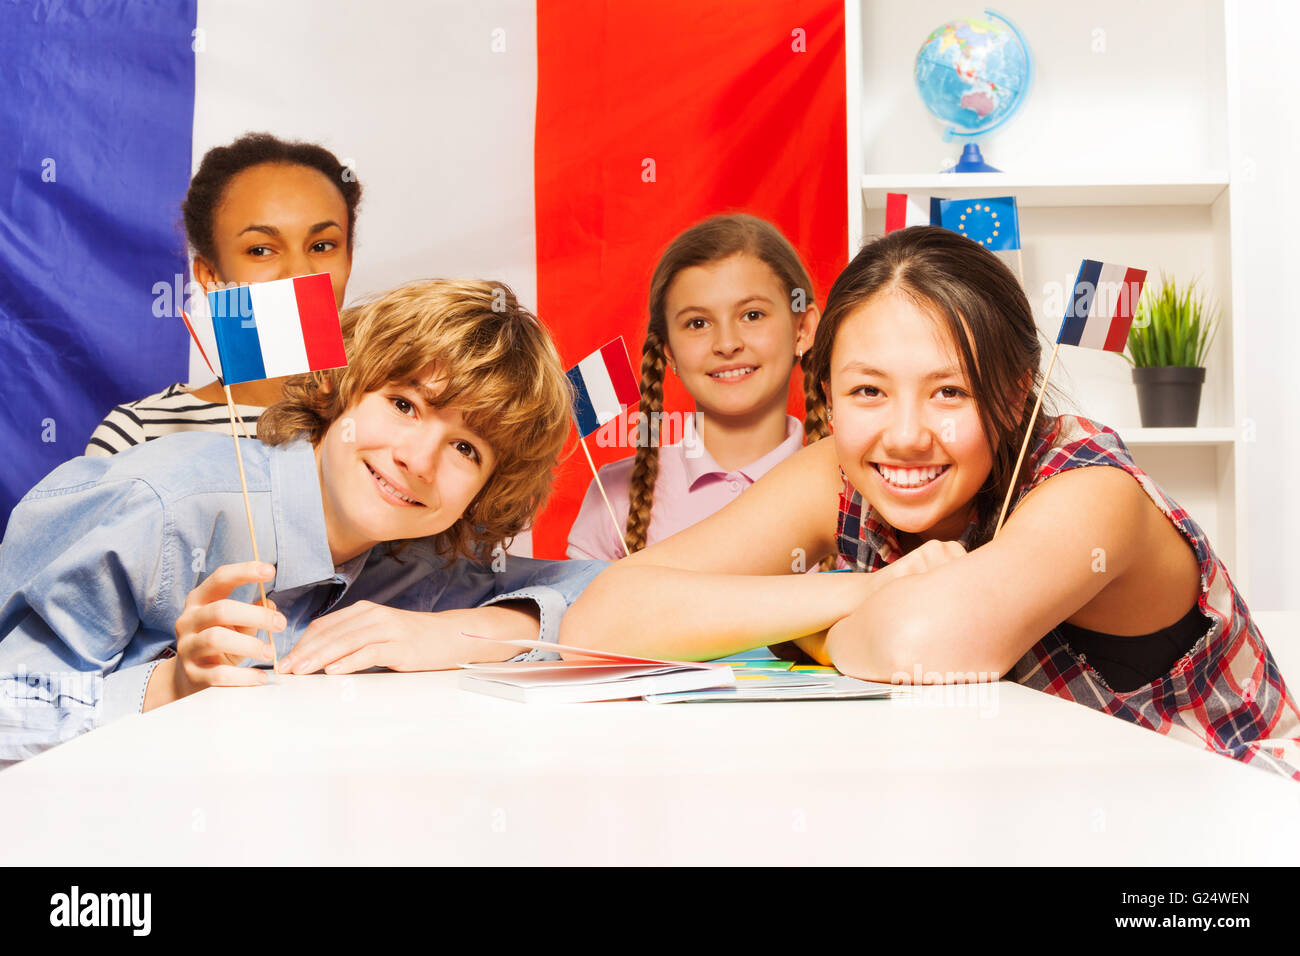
[567,338,640,438]
[1057,259,1148,352]
[885,193,937,233]
[206,273,347,385]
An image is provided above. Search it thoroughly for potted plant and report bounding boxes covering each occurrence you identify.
[1125,275,1219,427]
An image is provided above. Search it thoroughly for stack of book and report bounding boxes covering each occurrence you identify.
[457,637,899,704]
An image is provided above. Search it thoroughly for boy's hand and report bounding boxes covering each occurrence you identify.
[277,603,534,675]
[158,562,284,708]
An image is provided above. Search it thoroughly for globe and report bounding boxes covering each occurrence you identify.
[914,12,1030,150]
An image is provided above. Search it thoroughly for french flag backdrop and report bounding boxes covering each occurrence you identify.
[0,1,197,537]
[0,0,847,554]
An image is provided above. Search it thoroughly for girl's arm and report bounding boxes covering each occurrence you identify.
[559,437,888,658]
[561,562,895,661]
[826,465,1193,681]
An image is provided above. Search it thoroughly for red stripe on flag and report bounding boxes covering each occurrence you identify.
[293,273,347,371]
[885,193,907,233]
[531,0,847,558]
[599,337,640,407]
[1102,267,1148,352]
[179,309,216,377]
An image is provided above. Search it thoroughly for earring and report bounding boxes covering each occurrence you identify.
[796,349,804,359]
[670,364,677,374]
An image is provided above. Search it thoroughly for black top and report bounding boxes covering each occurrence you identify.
[1055,602,1210,693]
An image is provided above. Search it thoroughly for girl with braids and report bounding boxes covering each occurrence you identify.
[566,214,822,561]
[563,226,1299,780]
[86,133,360,455]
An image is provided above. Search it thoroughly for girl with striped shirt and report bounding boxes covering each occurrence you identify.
[85,133,359,455]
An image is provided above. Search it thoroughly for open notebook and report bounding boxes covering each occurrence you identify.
[457,637,734,703]
[457,636,898,704]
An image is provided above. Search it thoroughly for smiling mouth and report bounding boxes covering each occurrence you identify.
[708,366,757,381]
[872,463,950,490]
[366,463,424,506]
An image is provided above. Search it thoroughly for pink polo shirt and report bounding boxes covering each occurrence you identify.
[566,414,805,560]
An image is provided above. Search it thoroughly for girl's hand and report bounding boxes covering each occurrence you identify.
[883,538,968,582]
[277,604,508,675]
[168,561,284,703]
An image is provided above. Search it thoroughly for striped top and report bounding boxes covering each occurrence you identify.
[84,383,265,457]
[835,414,1300,782]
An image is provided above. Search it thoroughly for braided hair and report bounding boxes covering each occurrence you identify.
[624,214,818,553]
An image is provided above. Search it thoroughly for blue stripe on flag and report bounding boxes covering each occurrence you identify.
[567,367,601,437]
[1057,259,1103,346]
[0,1,197,536]
[208,287,267,385]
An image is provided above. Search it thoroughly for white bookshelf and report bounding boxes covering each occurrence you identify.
[847,0,1246,585]
[860,174,1230,209]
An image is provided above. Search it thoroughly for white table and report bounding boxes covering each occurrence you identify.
[2,613,1297,866]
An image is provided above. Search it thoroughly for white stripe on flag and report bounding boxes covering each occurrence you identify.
[1079,262,1129,351]
[250,278,310,378]
[577,352,622,428]
[903,196,929,227]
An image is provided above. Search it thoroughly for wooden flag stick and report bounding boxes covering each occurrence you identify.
[993,339,1062,538]
[1015,247,1026,290]
[181,309,277,670]
[222,382,280,673]
[578,434,631,558]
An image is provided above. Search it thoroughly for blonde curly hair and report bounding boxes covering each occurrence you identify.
[258,279,573,563]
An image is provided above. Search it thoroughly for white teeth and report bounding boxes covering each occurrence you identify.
[709,367,755,379]
[369,465,419,504]
[875,464,947,488]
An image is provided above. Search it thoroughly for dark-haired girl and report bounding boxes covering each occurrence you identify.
[562,226,1300,779]
[566,214,820,560]
[85,133,361,455]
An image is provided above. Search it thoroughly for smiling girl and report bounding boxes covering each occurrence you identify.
[566,214,820,560]
[1,280,606,762]
[85,132,359,455]
[562,226,1300,779]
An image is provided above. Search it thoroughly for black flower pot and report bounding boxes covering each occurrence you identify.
[1132,366,1205,427]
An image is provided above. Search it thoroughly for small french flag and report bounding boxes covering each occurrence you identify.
[206,273,347,385]
[885,192,938,234]
[566,337,640,438]
[1057,259,1149,352]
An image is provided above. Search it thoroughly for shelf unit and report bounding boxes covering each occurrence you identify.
[845,0,1245,585]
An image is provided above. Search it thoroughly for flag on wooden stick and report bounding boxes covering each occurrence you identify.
[993,257,1148,537]
[884,192,938,233]
[206,272,347,385]
[1056,259,1148,352]
[566,337,641,556]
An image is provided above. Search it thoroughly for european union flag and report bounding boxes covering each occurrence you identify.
[936,196,1020,250]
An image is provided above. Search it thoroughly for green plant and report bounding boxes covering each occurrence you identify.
[1125,274,1219,368]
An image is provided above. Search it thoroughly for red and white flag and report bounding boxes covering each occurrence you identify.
[885,192,935,233]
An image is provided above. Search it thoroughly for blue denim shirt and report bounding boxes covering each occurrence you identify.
[0,432,609,762]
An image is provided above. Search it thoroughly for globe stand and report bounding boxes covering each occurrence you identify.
[944,144,1000,173]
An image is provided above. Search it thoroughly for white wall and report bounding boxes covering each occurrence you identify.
[1227,0,1300,611]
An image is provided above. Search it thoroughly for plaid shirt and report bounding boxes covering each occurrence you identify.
[835,414,1300,781]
